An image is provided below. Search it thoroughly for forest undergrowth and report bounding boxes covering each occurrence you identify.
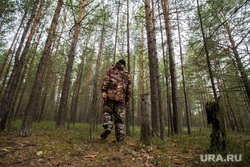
[0,120,249,167]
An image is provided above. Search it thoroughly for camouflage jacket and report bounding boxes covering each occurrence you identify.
[101,64,132,103]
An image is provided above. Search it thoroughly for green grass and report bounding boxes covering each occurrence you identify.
[3,120,250,167]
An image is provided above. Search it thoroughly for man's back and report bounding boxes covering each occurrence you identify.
[101,64,131,103]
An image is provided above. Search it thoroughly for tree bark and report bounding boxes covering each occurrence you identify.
[153,0,165,141]
[0,31,20,99]
[70,48,85,126]
[113,0,120,65]
[161,0,182,134]
[12,22,46,122]
[80,46,95,123]
[0,53,14,100]
[131,55,135,134]
[20,0,64,137]
[145,0,160,137]
[224,20,250,103]
[223,80,239,131]
[89,14,105,139]
[141,94,152,145]
[14,22,44,117]
[158,1,172,136]
[0,11,27,82]
[206,97,226,152]
[175,0,191,134]
[38,11,67,123]
[126,0,131,137]
[197,0,217,100]
[56,0,85,128]
[48,74,59,121]
[0,0,40,132]
[141,26,146,94]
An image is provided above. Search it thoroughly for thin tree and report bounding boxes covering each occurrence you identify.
[126,0,131,137]
[0,31,21,99]
[223,17,250,103]
[0,11,27,81]
[157,1,173,136]
[0,0,40,132]
[131,54,135,134]
[38,10,68,122]
[89,13,106,139]
[113,0,121,65]
[152,0,165,141]
[56,0,86,128]
[196,0,217,100]
[20,0,64,137]
[79,45,95,123]
[175,0,191,134]
[141,25,146,94]
[11,23,45,121]
[161,0,182,134]
[144,0,160,137]
[0,52,15,100]
[69,47,85,126]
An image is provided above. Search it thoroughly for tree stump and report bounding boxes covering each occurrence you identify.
[206,96,226,152]
[140,94,152,145]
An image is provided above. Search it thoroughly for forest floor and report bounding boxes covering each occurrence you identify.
[0,121,249,167]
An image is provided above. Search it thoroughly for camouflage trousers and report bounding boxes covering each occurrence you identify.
[103,99,125,141]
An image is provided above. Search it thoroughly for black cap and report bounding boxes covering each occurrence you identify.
[118,59,126,67]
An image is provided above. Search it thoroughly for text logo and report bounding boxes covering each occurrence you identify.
[200,154,242,162]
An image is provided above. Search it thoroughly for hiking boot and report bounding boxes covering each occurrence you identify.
[101,128,111,139]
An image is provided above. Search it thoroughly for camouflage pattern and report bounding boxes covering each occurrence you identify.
[101,64,132,141]
[103,100,125,141]
[101,64,132,104]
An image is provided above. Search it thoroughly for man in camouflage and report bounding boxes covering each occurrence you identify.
[100,59,132,144]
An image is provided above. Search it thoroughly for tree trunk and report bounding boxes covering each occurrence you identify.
[126,0,131,137]
[131,55,135,134]
[161,0,181,134]
[0,0,40,132]
[206,97,226,152]
[14,22,45,119]
[113,0,120,65]
[93,60,103,132]
[12,23,45,122]
[197,0,217,100]
[0,30,20,99]
[80,46,95,123]
[158,1,172,136]
[89,14,105,139]
[46,74,59,121]
[145,0,160,137]
[175,0,191,134]
[217,74,235,131]
[38,11,67,123]
[0,53,14,100]
[70,48,85,126]
[141,26,146,94]
[20,0,64,137]
[141,94,152,145]
[224,21,250,103]
[56,0,85,128]
[0,11,27,82]
[154,0,166,141]
[222,80,239,131]
[200,75,208,128]
[137,81,141,126]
